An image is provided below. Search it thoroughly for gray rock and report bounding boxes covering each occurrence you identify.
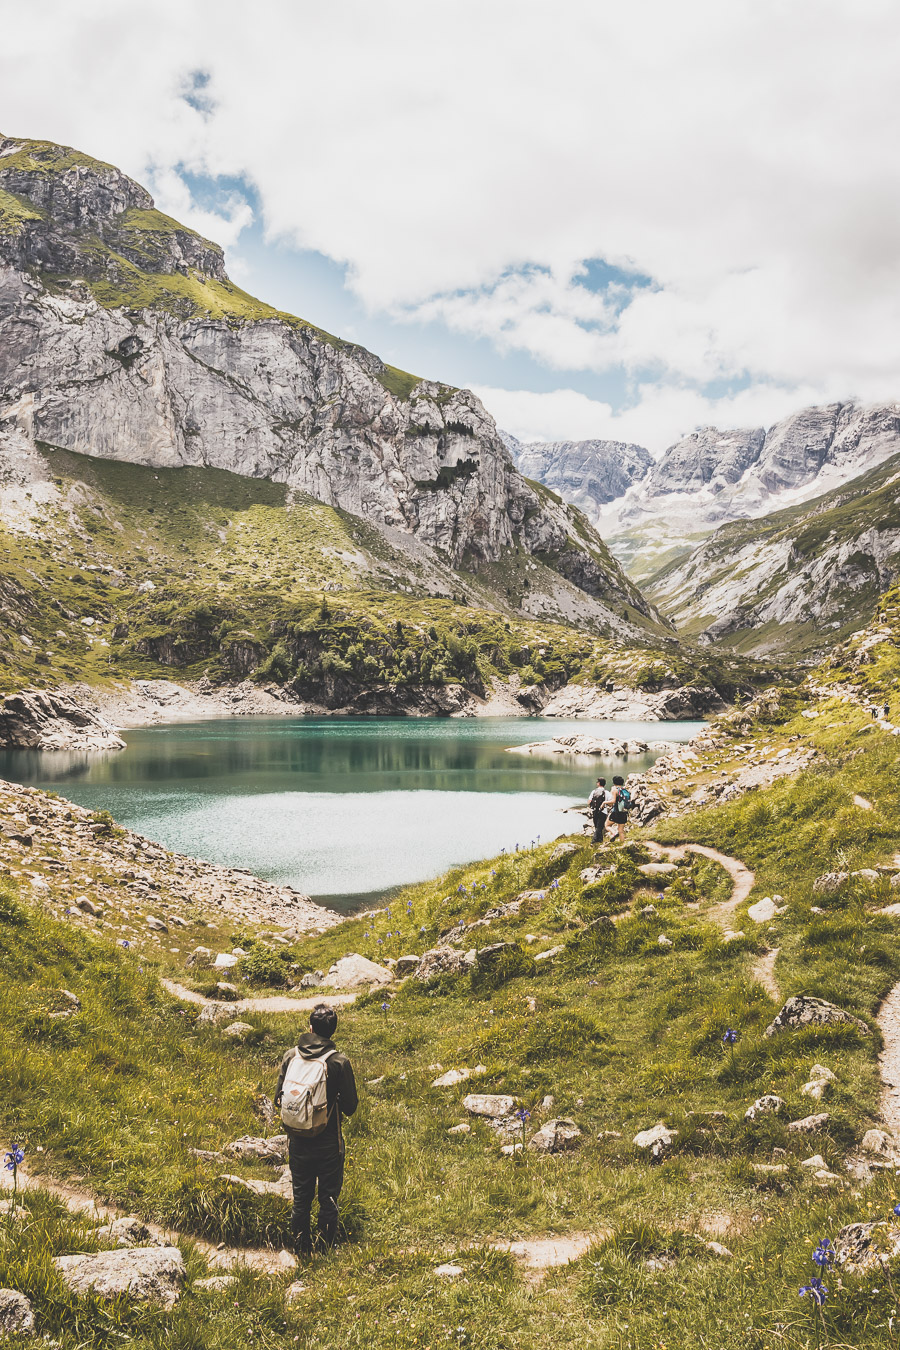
[533,944,564,963]
[75,895,102,917]
[394,955,422,978]
[860,1127,900,1159]
[744,1095,786,1121]
[324,954,392,989]
[835,1220,900,1273]
[0,1289,34,1336]
[639,862,678,877]
[633,1122,678,1161]
[812,872,850,894]
[146,915,168,933]
[53,1246,186,1308]
[223,1021,255,1039]
[299,970,324,988]
[196,1003,232,1026]
[186,946,214,968]
[764,995,870,1038]
[193,1275,236,1292]
[788,1113,830,1133]
[95,1216,163,1248]
[223,1134,288,1165]
[215,982,239,999]
[447,1123,471,1135]
[434,1263,464,1278]
[549,841,580,864]
[416,946,477,982]
[527,1118,582,1153]
[0,689,125,752]
[852,868,880,884]
[463,1093,518,1118]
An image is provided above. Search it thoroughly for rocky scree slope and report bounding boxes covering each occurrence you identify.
[644,449,900,656]
[0,135,654,631]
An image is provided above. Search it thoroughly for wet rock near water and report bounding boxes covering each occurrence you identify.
[0,689,125,752]
[53,1247,186,1308]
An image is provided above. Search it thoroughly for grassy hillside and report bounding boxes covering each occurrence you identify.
[0,446,770,703]
[3,672,900,1346]
[644,450,900,654]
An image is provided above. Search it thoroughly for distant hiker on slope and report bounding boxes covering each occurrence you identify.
[275,1002,358,1257]
[607,774,631,844]
[589,777,609,843]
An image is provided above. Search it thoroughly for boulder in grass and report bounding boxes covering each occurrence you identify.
[860,1128,900,1160]
[527,1118,582,1153]
[223,1021,255,1040]
[325,954,392,989]
[633,1122,677,1162]
[463,1093,518,1118]
[764,995,870,1039]
[186,946,214,968]
[432,1068,470,1088]
[194,1275,236,1292]
[223,1134,288,1165]
[394,955,422,979]
[835,1220,900,1273]
[788,1113,830,1133]
[0,1290,34,1336]
[53,1247,186,1308]
[416,947,477,982]
[812,872,849,895]
[95,1216,164,1249]
[744,1095,785,1121]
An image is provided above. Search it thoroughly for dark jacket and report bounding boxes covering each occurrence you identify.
[274,1032,358,1153]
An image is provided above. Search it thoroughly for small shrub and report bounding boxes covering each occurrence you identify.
[237,947,291,988]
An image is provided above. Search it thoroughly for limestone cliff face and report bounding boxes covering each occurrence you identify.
[0,136,655,624]
[502,432,652,512]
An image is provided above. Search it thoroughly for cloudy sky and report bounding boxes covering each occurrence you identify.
[2,0,899,451]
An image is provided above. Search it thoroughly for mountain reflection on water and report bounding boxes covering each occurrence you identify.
[0,716,703,912]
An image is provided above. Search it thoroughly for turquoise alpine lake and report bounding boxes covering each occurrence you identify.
[0,716,703,912]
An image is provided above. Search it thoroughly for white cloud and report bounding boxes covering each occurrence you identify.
[3,0,900,447]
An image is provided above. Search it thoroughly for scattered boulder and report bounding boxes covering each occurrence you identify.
[835,1219,900,1273]
[75,895,101,917]
[197,1003,231,1026]
[0,1289,34,1336]
[146,915,168,934]
[434,1263,464,1278]
[186,946,214,968]
[527,1118,582,1153]
[657,935,673,948]
[633,1122,677,1162]
[215,982,238,999]
[744,1096,785,1121]
[752,1163,788,1176]
[416,947,476,981]
[217,1173,292,1200]
[223,1021,255,1040]
[534,945,564,963]
[463,1093,518,1118]
[223,1135,288,1165]
[638,862,678,878]
[501,1142,523,1156]
[812,872,849,895]
[53,1247,186,1308]
[800,1079,830,1101]
[325,954,392,989]
[95,1216,163,1248]
[299,971,323,988]
[447,1123,471,1136]
[550,841,579,863]
[860,1128,900,1159]
[194,1275,236,1292]
[394,955,422,979]
[764,995,870,1039]
[747,897,782,924]
[852,868,880,885]
[704,1241,733,1259]
[213,953,239,969]
[800,1154,827,1170]
[581,866,615,886]
[788,1113,830,1133]
[432,1068,470,1088]
[810,1063,835,1082]
[284,1280,306,1304]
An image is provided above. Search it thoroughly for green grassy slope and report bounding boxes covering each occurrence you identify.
[3,670,900,1346]
[0,446,769,702]
[644,450,900,653]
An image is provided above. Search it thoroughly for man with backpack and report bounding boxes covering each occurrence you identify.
[607,775,631,844]
[274,1002,358,1257]
[588,777,609,843]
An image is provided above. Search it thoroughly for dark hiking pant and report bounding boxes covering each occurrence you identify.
[591,811,606,844]
[287,1135,344,1252]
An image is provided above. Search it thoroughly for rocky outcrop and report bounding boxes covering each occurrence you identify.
[527,1118,582,1153]
[541,683,724,721]
[0,689,125,750]
[0,1289,34,1336]
[503,432,652,512]
[0,136,656,628]
[764,995,871,1039]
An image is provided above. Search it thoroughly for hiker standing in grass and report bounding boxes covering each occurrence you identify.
[589,777,609,843]
[275,1002,358,1257]
[607,774,631,844]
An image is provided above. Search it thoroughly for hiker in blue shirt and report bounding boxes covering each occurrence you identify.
[607,775,631,844]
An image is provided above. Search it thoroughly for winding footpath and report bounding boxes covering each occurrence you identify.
[160,980,358,1015]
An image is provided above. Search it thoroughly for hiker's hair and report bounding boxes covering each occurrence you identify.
[596,777,606,785]
[310,1003,338,1037]
[612,774,625,785]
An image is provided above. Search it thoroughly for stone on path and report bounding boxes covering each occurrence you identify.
[744,1095,785,1120]
[528,1118,582,1153]
[95,1216,163,1248]
[463,1093,517,1118]
[788,1113,830,1133]
[325,954,393,989]
[764,995,870,1038]
[0,1290,34,1336]
[53,1247,186,1308]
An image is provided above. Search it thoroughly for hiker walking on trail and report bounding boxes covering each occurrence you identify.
[589,777,609,843]
[275,1002,358,1257]
[607,774,631,844]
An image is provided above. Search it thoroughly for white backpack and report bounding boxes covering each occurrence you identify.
[281,1048,336,1135]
